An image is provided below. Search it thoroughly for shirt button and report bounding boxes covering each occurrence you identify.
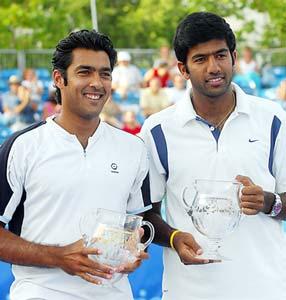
[210,126,215,131]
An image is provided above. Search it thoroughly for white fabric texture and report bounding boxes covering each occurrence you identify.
[0,118,150,300]
[140,83,286,300]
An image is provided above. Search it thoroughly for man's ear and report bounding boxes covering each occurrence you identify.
[232,50,237,66]
[177,61,190,80]
[53,69,65,89]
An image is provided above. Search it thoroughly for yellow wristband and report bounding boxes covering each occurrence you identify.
[170,230,180,249]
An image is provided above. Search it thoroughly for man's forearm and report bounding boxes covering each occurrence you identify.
[144,210,176,247]
[0,226,62,268]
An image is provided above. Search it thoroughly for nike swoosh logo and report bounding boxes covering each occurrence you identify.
[249,139,259,143]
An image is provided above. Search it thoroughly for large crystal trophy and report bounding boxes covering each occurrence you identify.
[79,208,154,285]
[183,179,242,260]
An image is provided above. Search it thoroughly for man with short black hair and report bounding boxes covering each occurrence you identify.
[141,12,286,300]
[0,29,150,300]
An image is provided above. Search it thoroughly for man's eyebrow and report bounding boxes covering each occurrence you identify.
[74,65,112,72]
[191,48,229,60]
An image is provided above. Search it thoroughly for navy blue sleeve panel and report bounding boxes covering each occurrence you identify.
[0,132,19,218]
[150,124,169,180]
[268,115,281,176]
[141,172,151,207]
[8,189,26,236]
[0,121,46,235]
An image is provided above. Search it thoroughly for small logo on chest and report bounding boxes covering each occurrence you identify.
[110,163,119,173]
[248,139,259,143]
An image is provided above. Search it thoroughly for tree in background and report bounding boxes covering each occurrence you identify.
[0,0,285,49]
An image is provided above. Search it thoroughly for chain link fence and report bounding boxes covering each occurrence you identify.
[0,48,158,73]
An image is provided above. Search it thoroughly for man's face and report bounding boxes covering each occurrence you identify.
[150,78,161,93]
[178,39,236,98]
[54,48,112,120]
[242,49,252,63]
[119,60,129,67]
[9,83,20,94]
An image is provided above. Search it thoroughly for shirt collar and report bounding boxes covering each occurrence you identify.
[46,116,104,145]
[175,82,251,127]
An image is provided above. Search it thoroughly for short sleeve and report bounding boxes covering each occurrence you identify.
[139,121,167,204]
[0,137,26,224]
[126,142,152,214]
[273,117,286,193]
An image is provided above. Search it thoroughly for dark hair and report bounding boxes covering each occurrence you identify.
[173,12,236,65]
[52,29,117,104]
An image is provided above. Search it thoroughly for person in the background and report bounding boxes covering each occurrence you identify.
[122,110,141,135]
[140,77,170,118]
[237,46,259,75]
[166,74,187,104]
[42,90,61,120]
[140,11,286,300]
[144,60,172,88]
[277,80,286,100]
[22,68,44,103]
[276,79,286,110]
[100,96,122,128]
[153,45,180,80]
[1,75,34,130]
[112,51,143,99]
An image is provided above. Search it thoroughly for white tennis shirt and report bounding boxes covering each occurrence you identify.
[0,117,151,300]
[140,83,286,300]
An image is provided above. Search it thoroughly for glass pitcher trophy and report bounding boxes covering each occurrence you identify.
[79,208,154,285]
[183,179,242,260]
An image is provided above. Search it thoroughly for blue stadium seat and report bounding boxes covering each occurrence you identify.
[140,68,147,77]
[0,69,22,81]
[271,66,286,79]
[258,87,277,100]
[0,261,14,300]
[35,68,51,81]
[0,124,13,144]
[112,91,140,105]
[261,66,286,88]
[0,79,9,93]
[233,73,258,95]
[129,243,163,299]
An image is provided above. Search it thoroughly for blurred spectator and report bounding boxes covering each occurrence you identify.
[153,45,180,80]
[140,77,170,118]
[22,68,44,102]
[144,60,172,87]
[112,51,143,99]
[122,110,142,135]
[100,96,122,128]
[2,75,35,131]
[0,94,3,113]
[277,80,286,100]
[237,46,259,75]
[42,91,61,120]
[276,80,286,110]
[166,74,187,104]
[153,45,175,68]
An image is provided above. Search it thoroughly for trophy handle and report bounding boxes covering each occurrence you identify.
[140,221,155,249]
[182,187,194,216]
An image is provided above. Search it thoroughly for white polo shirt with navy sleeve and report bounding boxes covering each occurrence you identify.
[0,117,151,300]
[140,83,286,300]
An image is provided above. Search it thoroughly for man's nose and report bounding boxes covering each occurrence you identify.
[89,72,103,88]
[207,56,221,74]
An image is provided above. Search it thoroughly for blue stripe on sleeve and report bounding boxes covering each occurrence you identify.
[151,124,169,180]
[141,172,152,207]
[0,121,45,234]
[268,115,281,176]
